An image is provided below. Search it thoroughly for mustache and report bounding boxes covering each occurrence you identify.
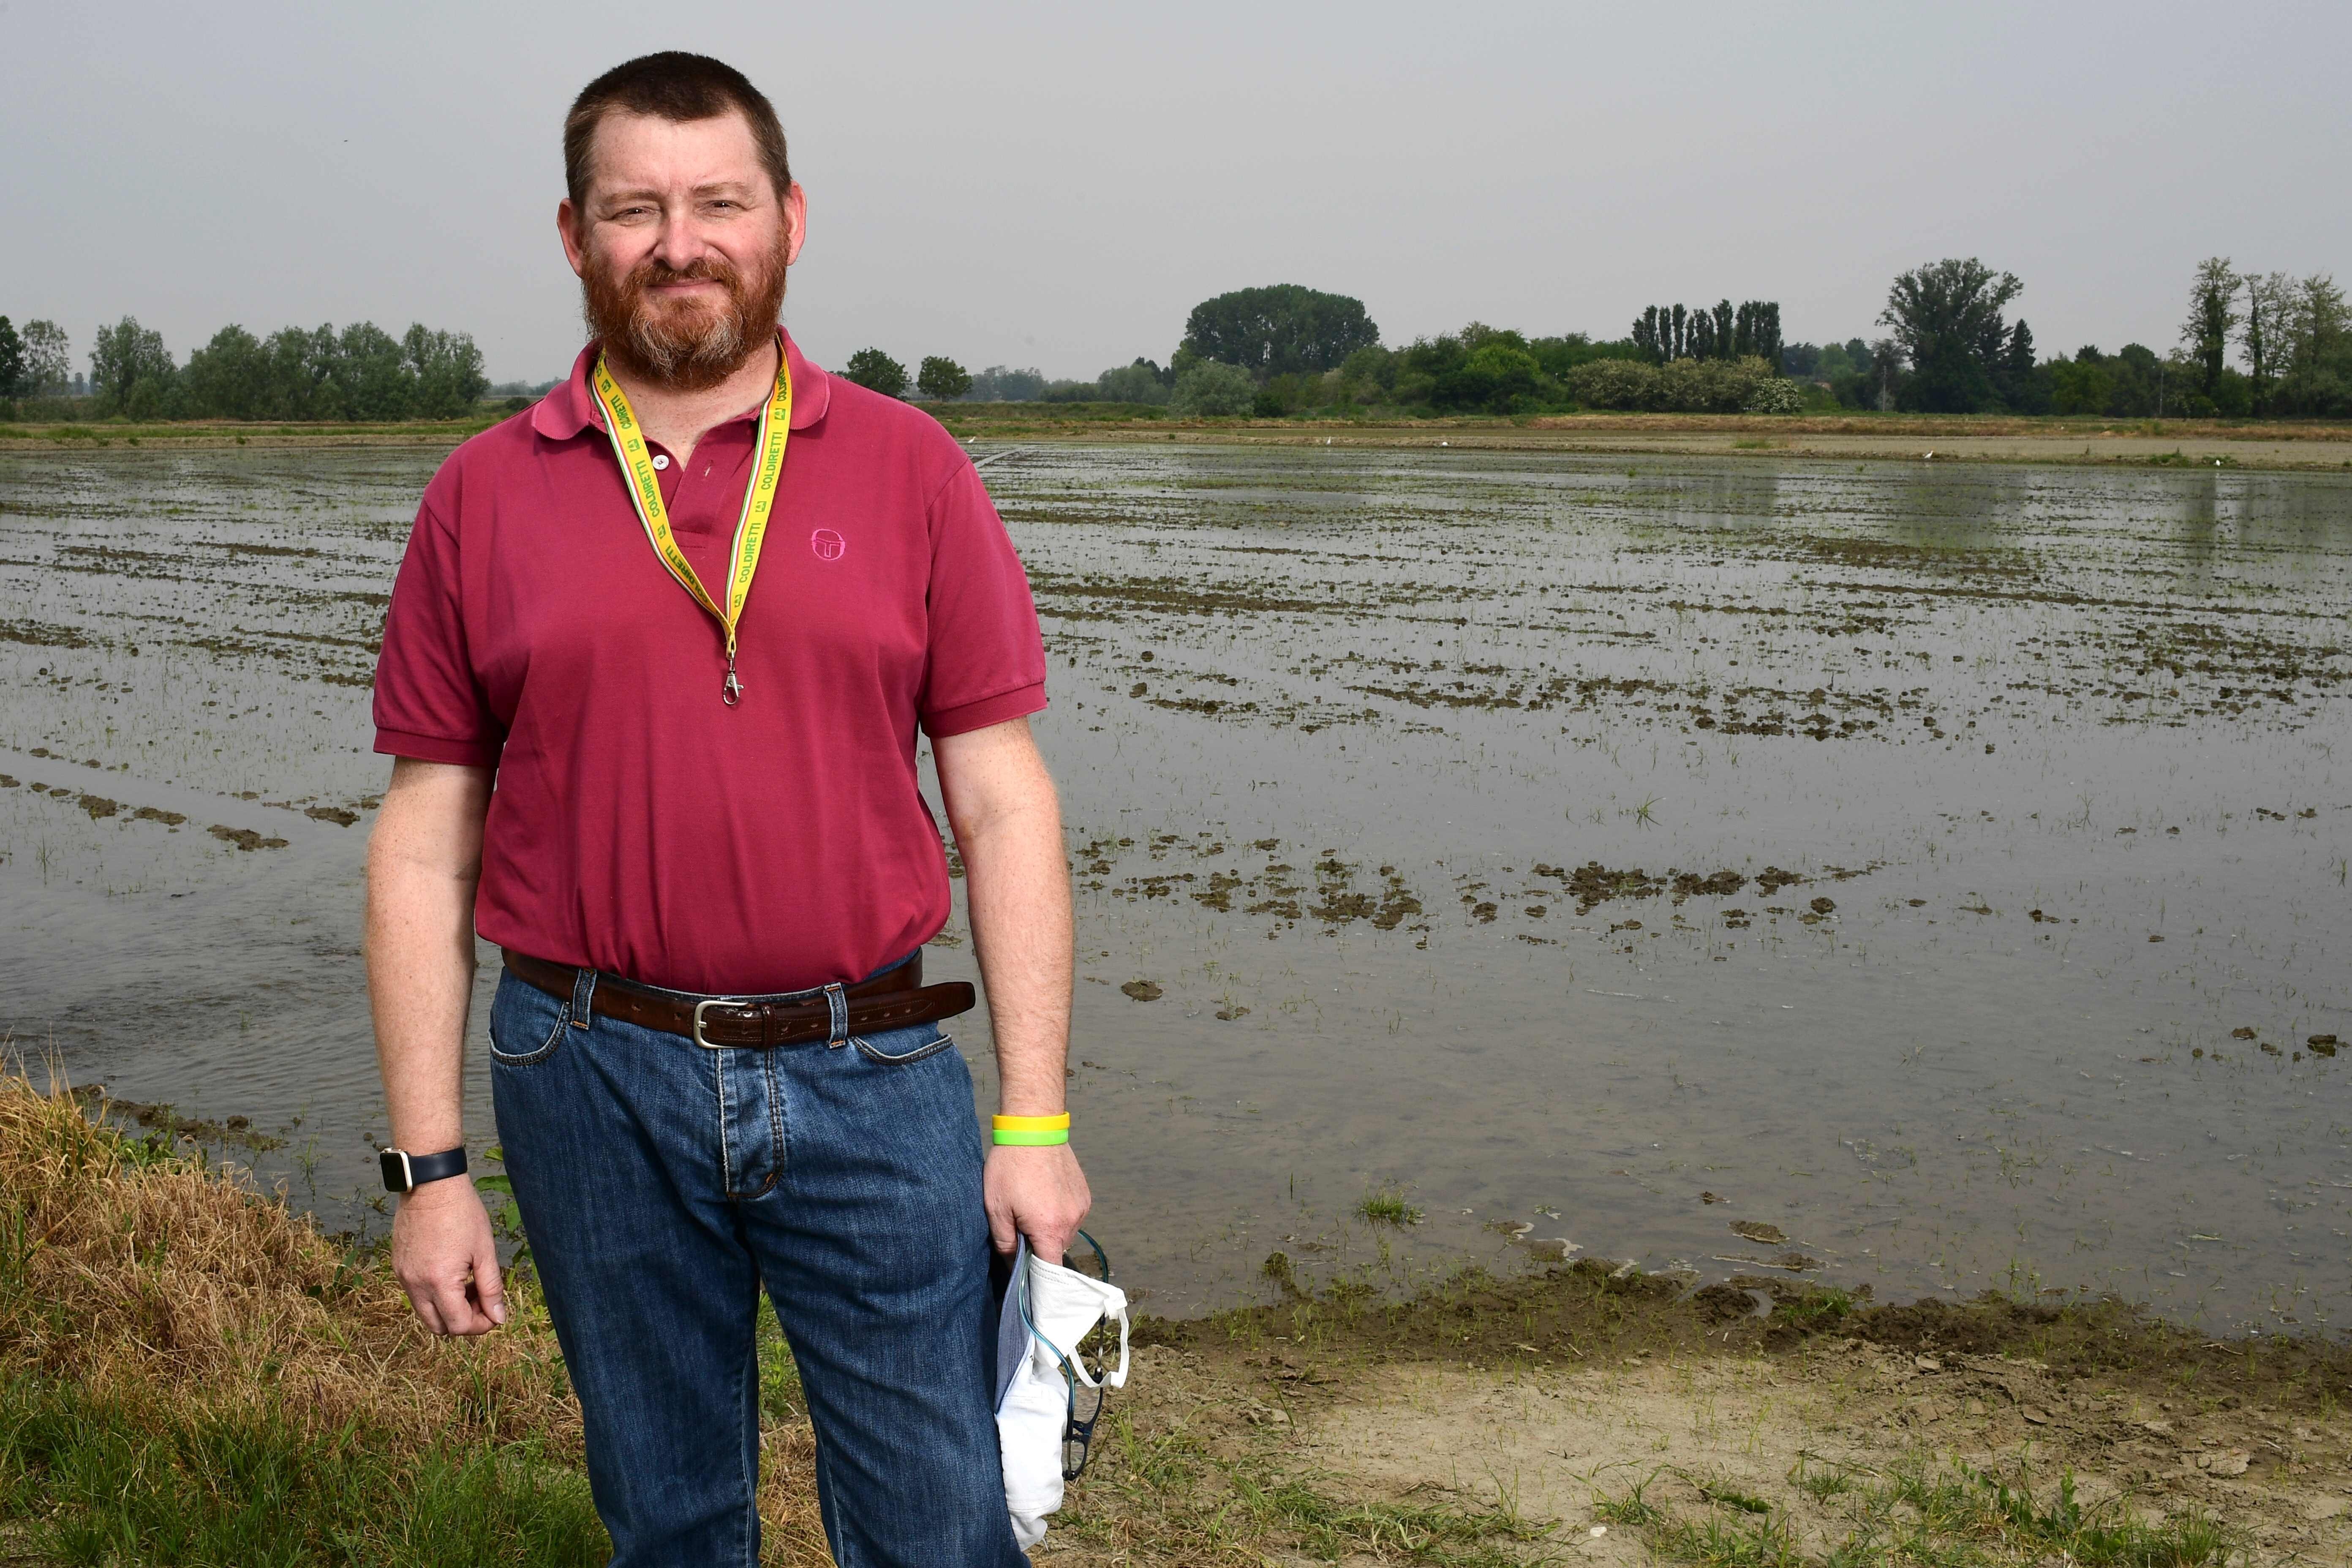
[630,255,738,291]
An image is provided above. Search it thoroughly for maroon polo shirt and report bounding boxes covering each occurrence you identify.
[372,331,1047,995]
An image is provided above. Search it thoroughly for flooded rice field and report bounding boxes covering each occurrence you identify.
[2,441,2348,1330]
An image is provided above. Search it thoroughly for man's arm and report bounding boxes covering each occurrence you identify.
[365,756,506,1335]
[932,716,1091,1262]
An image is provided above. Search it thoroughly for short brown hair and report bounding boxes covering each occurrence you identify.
[564,52,792,212]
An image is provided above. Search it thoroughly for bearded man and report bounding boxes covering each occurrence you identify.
[363,52,1084,1566]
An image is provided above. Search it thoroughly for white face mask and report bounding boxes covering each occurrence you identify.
[996,1237,1132,1551]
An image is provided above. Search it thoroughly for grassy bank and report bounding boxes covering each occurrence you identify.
[6,408,2352,473]
[0,1070,829,1565]
[3,1071,2342,1564]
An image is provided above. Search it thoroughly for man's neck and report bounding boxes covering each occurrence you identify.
[605,334,781,464]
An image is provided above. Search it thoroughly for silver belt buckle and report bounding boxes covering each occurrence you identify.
[691,998,745,1049]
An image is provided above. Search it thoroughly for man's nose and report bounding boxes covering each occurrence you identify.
[650,210,705,271]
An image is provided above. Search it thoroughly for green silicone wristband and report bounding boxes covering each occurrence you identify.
[992,1128,1071,1146]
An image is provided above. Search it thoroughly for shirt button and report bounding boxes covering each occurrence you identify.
[652,454,670,471]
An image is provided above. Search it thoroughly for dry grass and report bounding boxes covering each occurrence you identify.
[0,1065,834,1564]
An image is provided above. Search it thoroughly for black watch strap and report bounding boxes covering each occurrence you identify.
[380,1145,468,1194]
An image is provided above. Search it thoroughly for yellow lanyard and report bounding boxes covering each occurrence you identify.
[590,352,792,705]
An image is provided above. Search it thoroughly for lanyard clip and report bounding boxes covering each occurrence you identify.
[722,663,744,706]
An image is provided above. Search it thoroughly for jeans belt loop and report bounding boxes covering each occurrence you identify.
[824,982,848,1047]
[568,965,598,1030]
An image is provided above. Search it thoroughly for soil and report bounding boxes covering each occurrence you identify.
[1050,1260,2352,1564]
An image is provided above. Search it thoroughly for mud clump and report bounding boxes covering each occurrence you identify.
[77,794,121,820]
[1690,1282,1760,1323]
[1729,1220,1788,1245]
[1121,980,1164,1002]
[207,825,290,852]
[304,805,359,827]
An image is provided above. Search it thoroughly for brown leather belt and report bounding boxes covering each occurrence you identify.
[502,948,975,1049]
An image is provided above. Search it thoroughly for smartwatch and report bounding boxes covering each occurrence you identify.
[380,1145,469,1194]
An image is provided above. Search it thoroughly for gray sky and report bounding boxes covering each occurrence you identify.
[5,1,2347,385]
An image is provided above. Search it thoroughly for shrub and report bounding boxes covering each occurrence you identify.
[1568,358,1660,410]
[1573,355,1784,413]
[1171,360,1256,417]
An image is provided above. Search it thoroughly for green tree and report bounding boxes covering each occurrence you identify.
[259,326,337,419]
[20,321,71,395]
[2272,274,2350,416]
[915,355,972,402]
[843,348,908,398]
[1879,259,2022,413]
[404,324,488,416]
[2049,348,2115,415]
[0,317,24,399]
[328,322,413,420]
[90,316,177,416]
[2238,270,2293,415]
[2180,257,2240,399]
[1170,360,1255,416]
[1433,342,1541,412]
[180,325,271,418]
[1993,320,2046,413]
[1178,285,1379,377]
[1093,359,1170,404]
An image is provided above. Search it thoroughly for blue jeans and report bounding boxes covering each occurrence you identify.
[487,964,1025,1568]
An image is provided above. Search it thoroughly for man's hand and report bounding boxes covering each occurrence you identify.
[985,1142,1092,1265]
[391,1177,508,1336]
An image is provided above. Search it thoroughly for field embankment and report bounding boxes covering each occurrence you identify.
[3,1073,2346,1565]
[8,409,2352,471]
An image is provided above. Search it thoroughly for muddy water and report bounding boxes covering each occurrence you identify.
[3,443,2347,1329]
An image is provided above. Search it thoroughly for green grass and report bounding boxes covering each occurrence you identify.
[0,1375,608,1566]
[1356,1186,1425,1227]
[1597,1459,2236,1567]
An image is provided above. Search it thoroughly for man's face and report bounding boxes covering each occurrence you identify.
[558,109,806,390]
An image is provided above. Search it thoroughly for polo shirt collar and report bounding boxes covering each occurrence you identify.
[532,328,830,441]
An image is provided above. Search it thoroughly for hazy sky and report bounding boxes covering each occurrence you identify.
[5,2,2347,384]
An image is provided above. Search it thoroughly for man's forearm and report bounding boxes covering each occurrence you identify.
[365,760,491,1151]
[960,796,1075,1116]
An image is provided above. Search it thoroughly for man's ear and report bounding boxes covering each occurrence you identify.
[557,198,589,279]
[782,183,808,267]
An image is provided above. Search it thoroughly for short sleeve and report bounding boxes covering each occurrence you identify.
[373,495,504,766]
[917,461,1048,738]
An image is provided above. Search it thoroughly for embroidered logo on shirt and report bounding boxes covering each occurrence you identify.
[811,528,846,562]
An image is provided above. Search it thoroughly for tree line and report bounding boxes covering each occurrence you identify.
[1768,256,2350,418]
[1629,300,1783,368]
[0,315,489,421]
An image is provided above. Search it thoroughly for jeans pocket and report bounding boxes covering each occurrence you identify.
[852,1023,956,1066]
[489,977,571,1067]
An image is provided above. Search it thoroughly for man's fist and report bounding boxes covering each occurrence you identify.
[390,1178,509,1336]
[985,1142,1092,1264]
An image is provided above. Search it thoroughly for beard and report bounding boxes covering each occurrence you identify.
[581,237,787,392]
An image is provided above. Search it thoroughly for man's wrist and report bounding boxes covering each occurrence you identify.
[993,1111,1070,1146]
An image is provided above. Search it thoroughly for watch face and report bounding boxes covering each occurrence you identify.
[379,1148,411,1193]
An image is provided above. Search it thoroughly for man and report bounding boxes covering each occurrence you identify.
[364,52,1086,1566]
